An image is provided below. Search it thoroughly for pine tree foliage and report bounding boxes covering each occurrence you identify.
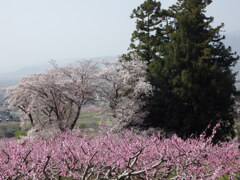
[127,0,165,63]
[128,0,239,140]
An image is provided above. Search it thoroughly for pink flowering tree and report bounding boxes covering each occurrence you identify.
[6,60,99,132]
[98,55,153,130]
[0,125,239,179]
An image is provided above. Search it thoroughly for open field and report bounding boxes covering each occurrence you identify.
[0,122,21,138]
[78,105,102,130]
[0,105,103,138]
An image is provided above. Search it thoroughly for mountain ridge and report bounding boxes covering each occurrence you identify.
[0,56,117,88]
[0,31,239,88]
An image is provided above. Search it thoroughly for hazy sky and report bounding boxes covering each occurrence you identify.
[0,0,240,73]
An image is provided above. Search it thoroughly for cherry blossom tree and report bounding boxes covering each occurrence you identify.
[6,60,99,132]
[6,56,152,132]
[98,55,153,130]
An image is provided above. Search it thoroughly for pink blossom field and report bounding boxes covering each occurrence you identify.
[81,105,102,112]
[0,125,239,179]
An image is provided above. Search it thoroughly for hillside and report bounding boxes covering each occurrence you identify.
[0,56,117,88]
[225,31,240,79]
[0,32,239,89]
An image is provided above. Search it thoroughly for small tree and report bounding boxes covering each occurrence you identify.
[98,55,153,130]
[7,60,99,131]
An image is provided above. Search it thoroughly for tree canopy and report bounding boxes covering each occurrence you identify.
[7,61,99,131]
[6,57,152,133]
[128,0,239,140]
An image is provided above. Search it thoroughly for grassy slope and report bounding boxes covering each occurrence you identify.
[77,108,102,131]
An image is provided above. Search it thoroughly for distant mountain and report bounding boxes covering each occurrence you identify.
[225,31,240,80]
[0,33,239,89]
[0,64,50,88]
[0,56,117,88]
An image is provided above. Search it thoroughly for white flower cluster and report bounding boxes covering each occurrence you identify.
[98,55,153,130]
[6,60,99,131]
[6,56,152,132]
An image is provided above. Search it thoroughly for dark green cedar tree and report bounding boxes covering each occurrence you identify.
[128,0,239,141]
[126,0,165,63]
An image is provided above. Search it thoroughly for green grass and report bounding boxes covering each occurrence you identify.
[0,108,102,139]
[0,123,21,138]
[79,110,101,118]
[77,110,102,131]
